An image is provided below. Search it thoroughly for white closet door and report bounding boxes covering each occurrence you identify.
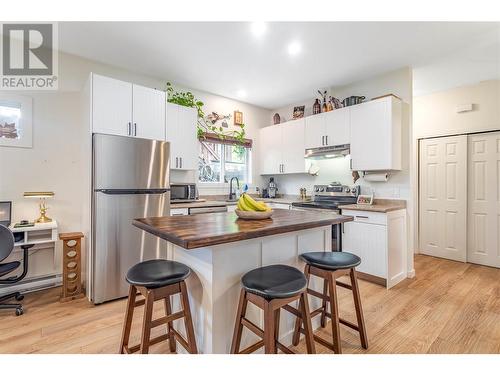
[419,136,467,261]
[467,132,500,268]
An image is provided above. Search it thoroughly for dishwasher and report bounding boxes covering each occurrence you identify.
[188,206,228,215]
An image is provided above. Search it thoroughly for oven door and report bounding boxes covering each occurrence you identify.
[291,206,342,251]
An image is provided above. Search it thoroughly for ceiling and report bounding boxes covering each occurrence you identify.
[58,22,500,109]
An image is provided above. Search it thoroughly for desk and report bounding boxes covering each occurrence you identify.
[0,222,60,294]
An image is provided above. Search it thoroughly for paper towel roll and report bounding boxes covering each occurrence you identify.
[363,173,389,182]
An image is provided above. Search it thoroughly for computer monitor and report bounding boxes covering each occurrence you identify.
[0,201,12,227]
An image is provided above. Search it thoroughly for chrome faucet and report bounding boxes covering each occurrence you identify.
[228,177,240,201]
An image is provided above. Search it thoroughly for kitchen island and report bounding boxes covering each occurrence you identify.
[133,209,352,353]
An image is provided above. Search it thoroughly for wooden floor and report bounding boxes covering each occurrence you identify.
[1,254,499,354]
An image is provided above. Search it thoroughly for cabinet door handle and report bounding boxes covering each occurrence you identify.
[321,135,324,146]
[282,164,285,173]
[325,135,328,145]
[127,122,131,136]
[134,123,137,136]
[356,215,369,219]
[180,157,182,169]
[350,158,353,170]
[175,157,178,168]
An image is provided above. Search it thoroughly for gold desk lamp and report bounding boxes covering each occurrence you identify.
[23,192,55,223]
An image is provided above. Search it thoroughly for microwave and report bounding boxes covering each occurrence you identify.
[170,183,198,202]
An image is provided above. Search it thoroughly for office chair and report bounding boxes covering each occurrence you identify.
[0,224,33,316]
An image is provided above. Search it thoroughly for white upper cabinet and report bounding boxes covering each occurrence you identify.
[92,74,133,137]
[259,119,307,175]
[304,113,326,149]
[350,96,402,171]
[304,108,350,149]
[91,73,166,141]
[281,119,307,174]
[325,109,350,146]
[166,103,198,170]
[132,84,166,140]
[259,124,282,175]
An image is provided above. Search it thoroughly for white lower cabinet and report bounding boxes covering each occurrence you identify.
[342,209,407,288]
[227,204,237,213]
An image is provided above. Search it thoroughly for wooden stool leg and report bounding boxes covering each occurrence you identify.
[320,278,328,328]
[327,274,342,354]
[140,289,155,354]
[273,308,281,354]
[263,301,276,354]
[350,268,368,349]
[119,285,137,353]
[164,295,177,352]
[292,264,310,346]
[291,298,302,346]
[180,281,198,354]
[231,289,248,354]
[299,292,316,354]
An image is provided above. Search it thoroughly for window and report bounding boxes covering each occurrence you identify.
[199,140,252,184]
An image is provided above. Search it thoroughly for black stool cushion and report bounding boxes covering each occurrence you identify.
[300,251,361,271]
[241,264,307,300]
[126,259,191,288]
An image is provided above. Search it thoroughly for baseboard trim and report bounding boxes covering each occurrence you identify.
[407,269,416,278]
[0,274,62,295]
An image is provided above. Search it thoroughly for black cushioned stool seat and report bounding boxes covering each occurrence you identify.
[300,251,361,271]
[126,259,190,288]
[241,264,307,300]
[232,264,315,354]
[292,250,368,354]
[120,259,197,354]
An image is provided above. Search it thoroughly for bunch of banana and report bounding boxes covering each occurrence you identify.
[237,193,272,212]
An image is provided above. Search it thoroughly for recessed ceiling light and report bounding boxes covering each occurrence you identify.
[237,89,247,98]
[250,22,267,37]
[287,41,302,56]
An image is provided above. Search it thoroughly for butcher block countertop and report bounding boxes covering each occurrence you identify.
[133,209,352,249]
[339,199,407,213]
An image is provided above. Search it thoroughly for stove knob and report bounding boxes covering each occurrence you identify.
[315,187,320,192]
[319,187,325,192]
[345,188,351,193]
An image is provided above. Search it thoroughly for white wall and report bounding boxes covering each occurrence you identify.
[414,79,500,138]
[0,50,270,279]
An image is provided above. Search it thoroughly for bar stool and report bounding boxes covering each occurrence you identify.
[292,252,368,354]
[231,264,315,354]
[119,259,197,354]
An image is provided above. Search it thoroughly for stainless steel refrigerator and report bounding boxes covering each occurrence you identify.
[91,134,170,304]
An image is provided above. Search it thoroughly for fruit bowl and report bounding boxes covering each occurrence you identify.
[235,209,274,220]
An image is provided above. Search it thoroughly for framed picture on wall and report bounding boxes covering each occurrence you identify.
[234,110,243,126]
[292,105,305,119]
[0,94,33,148]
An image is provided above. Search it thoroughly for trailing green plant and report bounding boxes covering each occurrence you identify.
[166,82,246,145]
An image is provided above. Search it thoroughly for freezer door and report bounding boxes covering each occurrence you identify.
[93,133,170,190]
[92,191,170,303]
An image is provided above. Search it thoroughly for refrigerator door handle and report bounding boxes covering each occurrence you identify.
[95,188,170,195]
